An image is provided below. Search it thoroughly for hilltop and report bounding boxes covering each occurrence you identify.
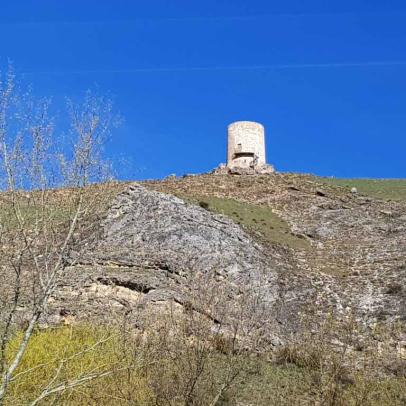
[45,173,406,343]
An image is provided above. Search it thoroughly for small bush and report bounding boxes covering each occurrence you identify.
[273,344,322,370]
[198,200,210,210]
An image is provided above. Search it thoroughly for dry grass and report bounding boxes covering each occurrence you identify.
[317,178,406,201]
[3,321,405,406]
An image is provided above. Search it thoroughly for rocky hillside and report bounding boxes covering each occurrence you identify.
[51,173,406,349]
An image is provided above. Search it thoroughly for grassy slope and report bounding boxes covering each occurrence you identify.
[150,175,406,254]
[317,178,406,201]
[191,196,309,250]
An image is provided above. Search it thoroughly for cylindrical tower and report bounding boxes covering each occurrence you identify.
[227,121,266,168]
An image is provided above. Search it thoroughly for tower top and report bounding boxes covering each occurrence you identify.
[228,120,264,129]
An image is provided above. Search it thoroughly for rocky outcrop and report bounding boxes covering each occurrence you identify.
[51,176,406,347]
[146,174,406,333]
[53,184,281,338]
[97,184,275,283]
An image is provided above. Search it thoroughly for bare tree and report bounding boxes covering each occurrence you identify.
[0,66,120,403]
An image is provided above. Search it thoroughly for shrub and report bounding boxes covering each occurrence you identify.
[198,200,210,210]
[5,325,154,405]
[3,319,406,405]
[273,344,322,370]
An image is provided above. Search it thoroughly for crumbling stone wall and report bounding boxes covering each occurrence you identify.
[227,121,266,168]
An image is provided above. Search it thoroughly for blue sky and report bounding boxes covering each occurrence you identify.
[1,0,406,179]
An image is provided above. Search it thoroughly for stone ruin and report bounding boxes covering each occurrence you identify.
[213,121,275,175]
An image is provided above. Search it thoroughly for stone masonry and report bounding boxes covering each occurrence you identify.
[227,121,266,168]
[213,121,274,175]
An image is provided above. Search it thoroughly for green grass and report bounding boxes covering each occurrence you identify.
[317,178,406,201]
[191,196,309,250]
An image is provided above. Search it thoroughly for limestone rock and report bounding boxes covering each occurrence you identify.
[55,184,280,335]
[99,184,272,279]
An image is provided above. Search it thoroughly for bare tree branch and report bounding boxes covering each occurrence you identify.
[0,66,119,404]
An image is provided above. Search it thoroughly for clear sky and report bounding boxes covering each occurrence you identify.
[1,0,406,179]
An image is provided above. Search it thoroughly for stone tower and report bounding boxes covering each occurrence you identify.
[227,121,266,168]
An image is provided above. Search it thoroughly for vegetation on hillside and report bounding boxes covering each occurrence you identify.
[191,196,309,250]
[318,178,406,201]
[3,322,405,405]
[2,173,405,404]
